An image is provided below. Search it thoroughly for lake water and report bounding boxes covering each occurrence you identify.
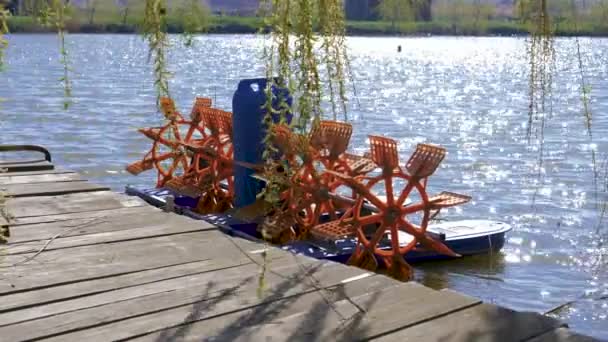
[1,34,607,340]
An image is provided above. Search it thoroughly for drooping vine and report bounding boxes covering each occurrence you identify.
[178,0,210,47]
[521,0,555,141]
[38,0,73,109]
[0,4,9,72]
[319,0,349,121]
[256,0,351,236]
[143,0,171,103]
[518,0,555,205]
[293,0,322,130]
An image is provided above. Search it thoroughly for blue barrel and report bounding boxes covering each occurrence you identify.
[232,78,292,208]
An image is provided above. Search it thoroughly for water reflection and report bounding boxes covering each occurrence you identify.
[416,253,507,290]
[0,34,607,339]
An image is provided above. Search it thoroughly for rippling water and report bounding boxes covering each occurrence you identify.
[1,34,607,339]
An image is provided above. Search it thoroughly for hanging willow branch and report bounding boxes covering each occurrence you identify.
[521,0,555,141]
[178,0,209,47]
[319,0,349,121]
[570,0,593,138]
[256,0,351,230]
[143,0,171,104]
[0,5,9,72]
[38,0,73,109]
[293,0,322,130]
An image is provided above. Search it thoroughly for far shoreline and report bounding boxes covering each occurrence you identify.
[7,15,608,38]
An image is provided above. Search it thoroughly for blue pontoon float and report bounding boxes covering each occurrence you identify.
[125,185,511,264]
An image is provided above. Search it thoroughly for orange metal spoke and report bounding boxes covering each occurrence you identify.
[356,212,383,226]
[401,201,428,215]
[396,181,415,207]
[384,175,395,206]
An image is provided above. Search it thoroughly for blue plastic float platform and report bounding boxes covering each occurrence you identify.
[125,185,512,264]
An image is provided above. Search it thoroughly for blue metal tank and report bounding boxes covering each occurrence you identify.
[232,78,292,208]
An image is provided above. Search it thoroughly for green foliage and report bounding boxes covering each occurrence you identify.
[433,0,495,33]
[0,4,8,71]
[175,0,210,46]
[520,0,554,142]
[36,0,73,109]
[376,0,415,28]
[319,0,349,120]
[142,0,171,103]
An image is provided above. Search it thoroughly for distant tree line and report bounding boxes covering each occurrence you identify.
[345,0,433,21]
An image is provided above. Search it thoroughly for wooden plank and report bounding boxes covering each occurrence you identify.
[0,230,294,295]
[0,160,54,172]
[2,181,110,198]
[127,281,480,342]
[0,258,248,313]
[5,214,218,255]
[526,328,600,342]
[9,261,382,341]
[5,191,146,218]
[8,206,160,226]
[0,172,82,185]
[0,259,257,326]
[6,207,174,244]
[0,169,73,177]
[374,301,564,342]
[127,280,462,342]
[0,255,325,326]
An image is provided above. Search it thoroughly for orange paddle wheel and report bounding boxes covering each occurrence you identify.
[311,136,471,281]
[180,107,235,214]
[126,97,212,188]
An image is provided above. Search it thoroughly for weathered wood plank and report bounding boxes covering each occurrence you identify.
[126,281,480,342]
[0,259,235,313]
[0,255,325,327]
[526,328,600,342]
[2,181,110,198]
[0,169,73,177]
[0,160,54,172]
[5,191,146,218]
[7,207,175,244]
[15,262,382,341]
[5,214,218,255]
[0,259,258,327]
[8,206,160,226]
[0,172,82,185]
[0,230,294,295]
[374,301,564,342]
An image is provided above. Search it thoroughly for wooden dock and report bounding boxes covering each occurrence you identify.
[0,158,600,341]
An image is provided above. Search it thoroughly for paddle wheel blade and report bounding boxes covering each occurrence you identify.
[126,159,154,175]
[405,143,446,178]
[138,127,162,141]
[310,120,353,158]
[368,135,400,171]
[428,191,472,209]
[418,233,461,258]
[347,245,378,272]
[343,152,376,175]
[310,220,356,241]
[385,254,414,282]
